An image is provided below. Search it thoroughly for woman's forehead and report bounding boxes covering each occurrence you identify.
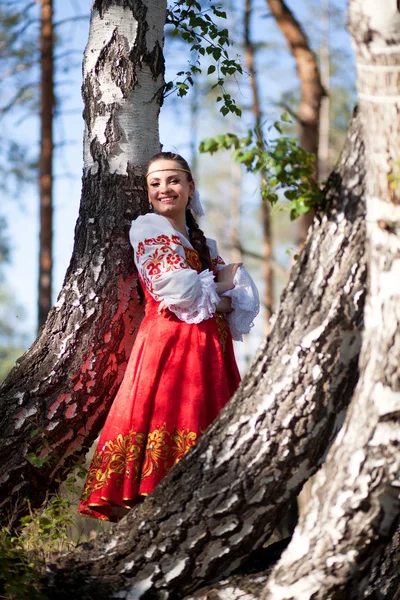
[147,161,182,177]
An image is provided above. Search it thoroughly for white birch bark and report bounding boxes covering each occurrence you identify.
[0,0,165,524]
[46,110,367,600]
[83,0,165,175]
[261,2,400,598]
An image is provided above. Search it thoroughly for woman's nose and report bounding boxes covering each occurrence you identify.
[159,182,170,194]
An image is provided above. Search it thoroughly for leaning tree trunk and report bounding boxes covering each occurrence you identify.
[261,2,400,598]
[43,111,366,599]
[266,0,325,242]
[0,0,165,526]
[38,0,54,330]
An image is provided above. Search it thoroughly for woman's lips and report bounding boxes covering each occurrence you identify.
[159,196,176,203]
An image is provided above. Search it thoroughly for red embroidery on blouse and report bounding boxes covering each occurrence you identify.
[212,255,225,276]
[137,234,190,298]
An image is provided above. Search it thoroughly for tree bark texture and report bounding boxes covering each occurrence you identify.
[261,3,400,598]
[0,0,165,526]
[266,0,325,241]
[38,0,54,330]
[363,525,400,599]
[45,112,366,600]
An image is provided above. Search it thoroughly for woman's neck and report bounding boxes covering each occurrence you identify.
[166,213,187,237]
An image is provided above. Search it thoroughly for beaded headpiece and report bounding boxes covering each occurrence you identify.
[146,168,191,177]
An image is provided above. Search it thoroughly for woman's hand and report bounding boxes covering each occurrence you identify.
[215,263,243,295]
[216,297,233,314]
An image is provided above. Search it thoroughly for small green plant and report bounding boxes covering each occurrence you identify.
[0,490,79,599]
[199,114,324,219]
[20,496,75,561]
[0,527,45,599]
[167,1,242,117]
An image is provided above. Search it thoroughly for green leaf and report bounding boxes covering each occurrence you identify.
[207,65,216,75]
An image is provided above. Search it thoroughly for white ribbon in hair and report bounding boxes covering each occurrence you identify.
[187,189,205,218]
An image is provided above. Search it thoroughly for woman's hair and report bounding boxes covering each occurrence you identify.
[146,152,213,272]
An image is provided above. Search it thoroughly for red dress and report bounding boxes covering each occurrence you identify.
[78,240,241,521]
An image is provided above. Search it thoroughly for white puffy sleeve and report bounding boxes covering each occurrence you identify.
[130,214,219,324]
[208,238,260,342]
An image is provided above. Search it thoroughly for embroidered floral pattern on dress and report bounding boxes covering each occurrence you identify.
[82,431,144,497]
[213,255,225,266]
[170,427,198,464]
[137,234,189,299]
[141,423,169,478]
[82,424,199,502]
[212,254,225,276]
[184,248,202,272]
[215,313,229,355]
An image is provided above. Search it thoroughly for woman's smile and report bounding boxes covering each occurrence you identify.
[159,195,177,203]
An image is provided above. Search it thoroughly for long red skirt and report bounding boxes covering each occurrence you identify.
[78,282,240,521]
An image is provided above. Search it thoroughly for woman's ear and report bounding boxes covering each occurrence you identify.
[189,180,195,197]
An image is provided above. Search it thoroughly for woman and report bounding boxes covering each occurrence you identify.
[78,153,259,521]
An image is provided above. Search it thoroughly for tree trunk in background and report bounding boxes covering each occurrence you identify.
[37,0,54,330]
[266,0,325,244]
[244,0,274,331]
[0,0,165,526]
[261,2,400,598]
[318,0,330,185]
[45,111,366,599]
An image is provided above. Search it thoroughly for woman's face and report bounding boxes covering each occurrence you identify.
[147,160,194,219]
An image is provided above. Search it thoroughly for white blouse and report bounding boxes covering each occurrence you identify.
[129,213,259,340]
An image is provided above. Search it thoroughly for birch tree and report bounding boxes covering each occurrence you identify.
[0,0,165,524]
[39,106,366,598]
[261,1,400,597]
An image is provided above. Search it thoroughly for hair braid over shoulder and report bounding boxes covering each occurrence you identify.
[185,210,214,273]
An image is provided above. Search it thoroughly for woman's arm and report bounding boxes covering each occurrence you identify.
[216,296,233,313]
[130,214,220,324]
[215,262,243,295]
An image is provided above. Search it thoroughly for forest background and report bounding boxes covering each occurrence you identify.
[0,0,355,381]
[2,0,400,598]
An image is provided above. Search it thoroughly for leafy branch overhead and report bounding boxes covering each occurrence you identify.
[166,0,242,116]
[200,114,323,219]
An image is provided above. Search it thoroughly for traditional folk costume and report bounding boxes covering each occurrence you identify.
[79,213,259,521]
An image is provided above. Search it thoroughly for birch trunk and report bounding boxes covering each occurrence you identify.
[0,0,165,526]
[45,111,366,599]
[261,2,400,598]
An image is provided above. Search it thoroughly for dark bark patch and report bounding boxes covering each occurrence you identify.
[82,75,106,136]
[93,0,147,20]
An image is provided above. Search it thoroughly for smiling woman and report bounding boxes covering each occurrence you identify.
[78,152,259,522]
[147,160,195,218]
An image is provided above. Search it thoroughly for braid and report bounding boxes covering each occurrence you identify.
[186,210,213,272]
